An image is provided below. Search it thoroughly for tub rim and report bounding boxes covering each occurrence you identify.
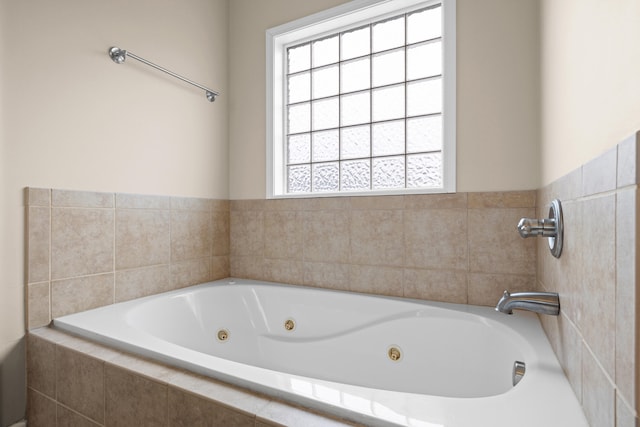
[52,277,588,427]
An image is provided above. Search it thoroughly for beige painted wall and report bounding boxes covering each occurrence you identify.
[228,0,352,199]
[0,0,228,424]
[541,0,640,185]
[229,0,541,199]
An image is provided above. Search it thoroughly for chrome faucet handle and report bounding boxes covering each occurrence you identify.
[516,199,563,258]
[517,217,557,238]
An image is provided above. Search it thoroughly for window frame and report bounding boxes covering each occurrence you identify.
[266,0,456,198]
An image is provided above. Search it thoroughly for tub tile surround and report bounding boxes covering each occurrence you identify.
[537,132,640,427]
[26,187,540,426]
[230,191,537,306]
[26,189,231,329]
[27,187,538,324]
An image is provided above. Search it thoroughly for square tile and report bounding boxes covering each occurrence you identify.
[171,258,211,289]
[116,209,170,270]
[27,206,50,283]
[52,190,114,208]
[27,282,50,329]
[27,334,56,398]
[115,265,172,303]
[57,404,102,427]
[468,207,536,275]
[230,211,264,257]
[616,189,637,405]
[467,191,535,208]
[582,146,617,196]
[51,208,114,280]
[171,210,213,262]
[27,187,51,207]
[56,346,105,423]
[105,364,168,426]
[212,210,230,256]
[617,132,640,187]
[27,388,56,427]
[404,269,467,303]
[115,193,170,210]
[302,210,350,263]
[264,211,302,260]
[51,274,114,318]
[349,265,403,297]
[404,208,467,270]
[581,195,616,377]
[582,346,615,427]
[350,210,404,267]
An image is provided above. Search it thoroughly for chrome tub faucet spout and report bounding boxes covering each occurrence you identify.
[495,290,560,316]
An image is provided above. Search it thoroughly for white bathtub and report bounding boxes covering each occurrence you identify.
[53,278,588,427]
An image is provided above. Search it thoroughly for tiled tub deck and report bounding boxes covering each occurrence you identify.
[27,327,358,427]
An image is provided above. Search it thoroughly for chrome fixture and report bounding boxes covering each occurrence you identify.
[108,46,220,102]
[495,290,560,316]
[513,361,526,386]
[517,199,563,258]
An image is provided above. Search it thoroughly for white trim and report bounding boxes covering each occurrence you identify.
[266,0,456,198]
[269,186,451,199]
[442,0,456,192]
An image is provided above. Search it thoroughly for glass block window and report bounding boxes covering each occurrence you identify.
[268,0,455,197]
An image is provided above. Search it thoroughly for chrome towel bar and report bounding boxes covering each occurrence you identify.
[108,46,219,102]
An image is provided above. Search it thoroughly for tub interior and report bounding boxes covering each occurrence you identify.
[124,283,527,397]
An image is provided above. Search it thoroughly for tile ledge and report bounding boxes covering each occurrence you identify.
[35,327,357,426]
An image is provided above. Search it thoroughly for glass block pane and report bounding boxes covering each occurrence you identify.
[288,103,310,134]
[407,6,442,44]
[288,165,311,193]
[312,97,339,131]
[407,115,442,153]
[341,91,370,127]
[341,159,371,191]
[372,120,405,156]
[372,84,404,122]
[288,72,310,104]
[312,130,339,162]
[341,26,370,60]
[407,41,442,81]
[373,156,405,189]
[407,79,442,116]
[288,43,310,74]
[407,153,442,188]
[341,57,370,93]
[312,162,339,192]
[313,35,339,68]
[313,65,339,99]
[372,16,405,53]
[287,133,311,164]
[372,48,405,87]
[341,125,371,159]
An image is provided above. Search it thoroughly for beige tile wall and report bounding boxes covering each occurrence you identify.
[537,132,640,427]
[230,191,537,306]
[32,182,630,425]
[26,189,230,328]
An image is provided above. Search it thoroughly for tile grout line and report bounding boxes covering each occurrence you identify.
[112,192,116,305]
[48,188,52,326]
